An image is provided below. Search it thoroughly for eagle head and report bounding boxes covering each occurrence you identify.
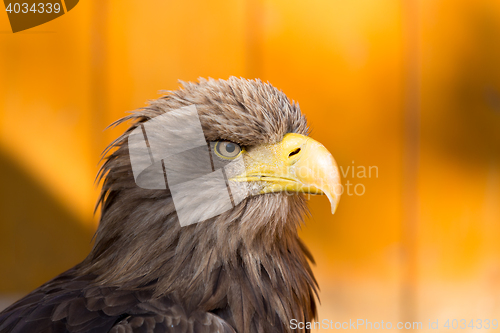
[81,77,341,332]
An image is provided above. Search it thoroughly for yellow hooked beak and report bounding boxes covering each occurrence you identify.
[230,133,342,213]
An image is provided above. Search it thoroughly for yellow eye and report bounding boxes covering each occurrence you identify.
[214,141,242,160]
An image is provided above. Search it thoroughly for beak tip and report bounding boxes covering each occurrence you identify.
[325,192,340,215]
[330,201,340,214]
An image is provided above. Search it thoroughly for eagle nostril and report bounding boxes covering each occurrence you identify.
[288,148,301,158]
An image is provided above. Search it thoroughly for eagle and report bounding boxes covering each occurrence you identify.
[0,77,341,333]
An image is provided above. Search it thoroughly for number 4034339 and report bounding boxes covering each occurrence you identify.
[443,319,498,329]
[5,3,62,14]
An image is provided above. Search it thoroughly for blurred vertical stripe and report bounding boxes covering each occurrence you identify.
[401,0,420,323]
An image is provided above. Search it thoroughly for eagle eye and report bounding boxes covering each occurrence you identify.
[214,141,242,160]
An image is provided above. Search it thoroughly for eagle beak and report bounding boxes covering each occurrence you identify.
[231,133,342,214]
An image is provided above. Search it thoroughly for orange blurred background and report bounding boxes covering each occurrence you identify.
[0,0,499,331]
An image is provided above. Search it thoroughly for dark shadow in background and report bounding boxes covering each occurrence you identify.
[0,148,94,297]
[424,5,500,166]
